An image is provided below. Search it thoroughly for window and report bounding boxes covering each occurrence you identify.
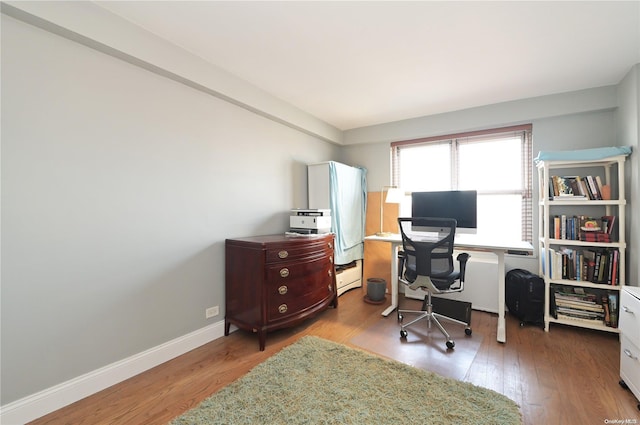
[391,124,533,244]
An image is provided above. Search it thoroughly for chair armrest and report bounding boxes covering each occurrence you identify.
[457,252,470,282]
[397,250,406,279]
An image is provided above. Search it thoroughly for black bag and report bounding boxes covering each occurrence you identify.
[505,268,545,326]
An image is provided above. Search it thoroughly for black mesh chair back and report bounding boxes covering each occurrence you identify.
[397,217,460,290]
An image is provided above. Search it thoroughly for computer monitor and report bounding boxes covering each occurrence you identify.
[411,190,478,234]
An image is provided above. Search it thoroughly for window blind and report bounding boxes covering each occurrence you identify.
[391,124,533,243]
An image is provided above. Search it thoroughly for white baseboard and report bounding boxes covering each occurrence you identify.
[0,321,227,425]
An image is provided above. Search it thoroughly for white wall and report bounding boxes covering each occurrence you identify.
[2,1,638,420]
[1,13,339,406]
[342,90,621,275]
[1,1,343,145]
[343,86,617,145]
[616,65,639,285]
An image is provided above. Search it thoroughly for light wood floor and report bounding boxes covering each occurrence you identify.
[29,287,640,425]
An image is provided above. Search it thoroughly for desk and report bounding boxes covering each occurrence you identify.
[364,233,533,343]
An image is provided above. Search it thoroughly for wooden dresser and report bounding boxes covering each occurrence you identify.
[225,234,337,350]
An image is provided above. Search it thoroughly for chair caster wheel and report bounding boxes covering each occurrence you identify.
[446,340,455,349]
[400,329,408,338]
[620,379,629,390]
[397,313,404,322]
[465,327,472,336]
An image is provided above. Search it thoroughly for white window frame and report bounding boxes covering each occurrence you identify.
[391,124,533,244]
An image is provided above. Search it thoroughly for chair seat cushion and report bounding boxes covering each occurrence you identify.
[404,265,461,290]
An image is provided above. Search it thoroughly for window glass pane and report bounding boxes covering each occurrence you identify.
[458,138,522,191]
[399,143,450,191]
[477,194,522,240]
[392,126,532,244]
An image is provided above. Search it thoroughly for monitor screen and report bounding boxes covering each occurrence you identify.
[411,190,478,234]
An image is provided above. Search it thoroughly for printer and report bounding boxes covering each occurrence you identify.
[289,209,332,234]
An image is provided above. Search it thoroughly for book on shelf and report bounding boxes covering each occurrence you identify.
[607,293,618,328]
[549,174,609,200]
[556,313,606,326]
[551,285,619,327]
[543,247,566,280]
[553,247,620,285]
[581,233,612,243]
[602,215,617,237]
[556,308,604,320]
[555,298,604,312]
[601,293,619,328]
[549,176,587,199]
[554,287,598,301]
[549,215,618,243]
[585,175,600,200]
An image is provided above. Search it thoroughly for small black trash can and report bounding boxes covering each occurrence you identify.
[366,278,387,302]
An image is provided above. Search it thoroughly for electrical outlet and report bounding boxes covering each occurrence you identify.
[205,306,219,319]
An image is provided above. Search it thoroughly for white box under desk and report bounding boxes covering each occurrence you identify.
[335,260,362,296]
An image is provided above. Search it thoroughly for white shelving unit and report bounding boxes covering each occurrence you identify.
[537,154,628,334]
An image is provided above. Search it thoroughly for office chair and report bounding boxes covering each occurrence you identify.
[396,217,471,349]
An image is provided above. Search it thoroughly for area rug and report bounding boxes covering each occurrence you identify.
[350,313,483,381]
[169,336,521,425]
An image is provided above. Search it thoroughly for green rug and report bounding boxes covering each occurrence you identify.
[170,336,522,425]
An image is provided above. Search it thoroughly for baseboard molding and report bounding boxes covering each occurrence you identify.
[0,321,227,425]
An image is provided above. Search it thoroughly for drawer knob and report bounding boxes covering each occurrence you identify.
[622,305,635,314]
[328,242,333,249]
[329,255,333,264]
[624,348,638,360]
[328,284,332,292]
[278,250,289,259]
[328,269,332,277]
[278,304,288,314]
[280,268,290,278]
[278,285,288,295]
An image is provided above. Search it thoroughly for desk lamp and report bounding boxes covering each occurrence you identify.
[377,186,403,236]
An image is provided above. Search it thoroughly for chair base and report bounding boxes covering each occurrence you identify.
[398,292,472,349]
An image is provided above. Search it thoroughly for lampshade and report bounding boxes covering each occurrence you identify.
[385,187,404,204]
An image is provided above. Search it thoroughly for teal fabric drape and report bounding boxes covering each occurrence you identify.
[328,162,367,264]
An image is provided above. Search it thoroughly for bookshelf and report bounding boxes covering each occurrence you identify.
[537,154,628,334]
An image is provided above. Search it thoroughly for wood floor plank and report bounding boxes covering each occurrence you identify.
[27,287,640,424]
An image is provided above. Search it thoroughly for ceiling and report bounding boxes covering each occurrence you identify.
[95,1,640,131]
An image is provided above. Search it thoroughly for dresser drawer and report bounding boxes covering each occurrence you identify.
[267,279,333,322]
[620,334,640,401]
[265,239,333,263]
[266,255,333,282]
[620,289,640,347]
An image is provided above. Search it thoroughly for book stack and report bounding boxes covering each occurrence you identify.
[553,288,605,325]
[551,286,619,328]
[549,175,610,200]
